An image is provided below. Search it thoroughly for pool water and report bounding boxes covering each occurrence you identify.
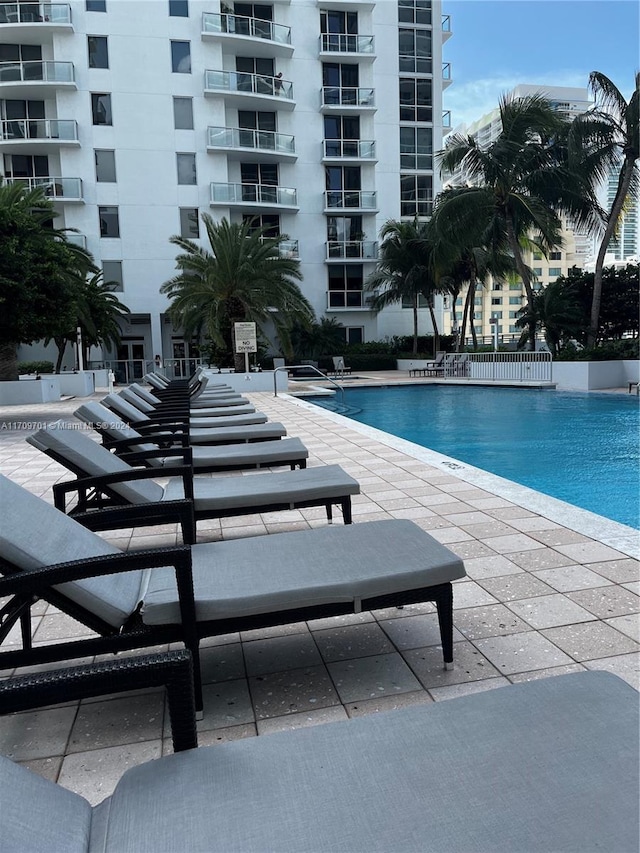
[309,386,640,529]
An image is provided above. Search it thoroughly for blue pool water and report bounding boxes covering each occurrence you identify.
[309,386,640,529]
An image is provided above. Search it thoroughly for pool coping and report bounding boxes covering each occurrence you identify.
[287,394,640,559]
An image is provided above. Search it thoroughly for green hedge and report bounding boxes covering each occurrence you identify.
[318,353,398,371]
[17,361,54,375]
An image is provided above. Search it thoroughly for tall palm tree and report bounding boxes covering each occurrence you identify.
[515,278,584,357]
[365,218,442,356]
[437,93,600,350]
[76,272,130,365]
[161,215,314,367]
[571,72,639,347]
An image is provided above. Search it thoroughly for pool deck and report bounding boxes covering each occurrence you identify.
[0,380,638,806]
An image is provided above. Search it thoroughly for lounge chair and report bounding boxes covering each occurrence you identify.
[74,402,309,471]
[330,356,352,378]
[408,351,446,377]
[118,387,257,420]
[0,473,466,712]
[131,381,247,411]
[102,394,287,443]
[25,427,360,538]
[1,669,636,852]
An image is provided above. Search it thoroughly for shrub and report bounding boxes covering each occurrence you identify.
[17,360,54,375]
[555,339,639,361]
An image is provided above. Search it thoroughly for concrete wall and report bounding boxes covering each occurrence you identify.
[552,360,640,391]
[0,378,61,405]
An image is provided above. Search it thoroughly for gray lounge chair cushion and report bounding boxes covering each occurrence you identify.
[130,383,247,409]
[88,671,639,852]
[102,394,269,428]
[162,463,359,513]
[142,519,463,624]
[189,423,285,443]
[119,387,255,418]
[26,429,164,505]
[0,754,92,853]
[0,475,145,627]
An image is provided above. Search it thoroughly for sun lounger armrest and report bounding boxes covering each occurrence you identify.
[116,446,193,466]
[0,650,198,753]
[72,499,196,542]
[103,434,190,454]
[133,423,190,440]
[138,413,190,427]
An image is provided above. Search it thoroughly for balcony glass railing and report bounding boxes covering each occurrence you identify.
[327,290,368,309]
[210,182,297,206]
[320,33,374,53]
[324,189,376,209]
[202,12,291,45]
[0,59,74,83]
[0,2,71,23]
[327,240,378,259]
[442,110,451,129]
[321,86,374,107]
[205,69,293,100]
[0,118,77,142]
[259,237,298,258]
[207,126,295,155]
[323,139,375,158]
[5,175,82,199]
[442,62,451,80]
[66,232,87,248]
[442,14,451,32]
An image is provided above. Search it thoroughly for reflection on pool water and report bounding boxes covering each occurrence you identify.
[309,386,640,529]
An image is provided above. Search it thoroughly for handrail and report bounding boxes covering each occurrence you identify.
[273,364,346,407]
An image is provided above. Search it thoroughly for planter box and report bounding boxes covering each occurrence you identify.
[42,372,95,397]
[552,360,640,391]
[201,369,288,393]
[0,377,61,405]
[397,359,437,372]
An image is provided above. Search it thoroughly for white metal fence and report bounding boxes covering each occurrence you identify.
[462,352,553,383]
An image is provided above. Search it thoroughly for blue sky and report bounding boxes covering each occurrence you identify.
[442,0,639,128]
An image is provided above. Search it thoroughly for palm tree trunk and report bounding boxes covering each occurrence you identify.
[54,337,67,373]
[412,298,419,355]
[428,301,440,358]
[588,160,635,348]
[462,281,476,350]
[0,341,19,381]
[506,216,536,351]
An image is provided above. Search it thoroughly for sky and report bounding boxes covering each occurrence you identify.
[442,0,639,129]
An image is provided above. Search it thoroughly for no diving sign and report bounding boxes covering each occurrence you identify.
[234,322,257,354]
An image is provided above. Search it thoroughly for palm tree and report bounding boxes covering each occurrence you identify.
[515,278,584,357]
[437,93,600,350]
[571,72,639,347]
[161,215,314,369]
[365,218,442,356]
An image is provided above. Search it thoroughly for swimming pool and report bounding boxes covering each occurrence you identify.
[309,386,640,529]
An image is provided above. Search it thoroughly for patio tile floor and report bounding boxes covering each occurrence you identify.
[0,386,638,806]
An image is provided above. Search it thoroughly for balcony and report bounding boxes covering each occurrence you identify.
[204,70,295,111]
[0,60,75,97]
[326,240,378,261]
[326,290,372,310]
[317,0,375,9]
[442,110,451,130]
[66,231,86,249]
[442,62,453,89]
[5,175,83,202]
[202,13,293,58]
[324,189,377,213]
[320,86,375,112]
[442,14,453,42]
[207,126,296,162]
[319,33,375,60]
[210,182,298,213]
[0,3,72,37]
[269,238,298,258]
[0,118,78,153]
[322,138,375,162]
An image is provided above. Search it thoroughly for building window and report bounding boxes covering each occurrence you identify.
[399,78,432,123]
[492,283,502,291]
[344,326,364,344]
[509,310,518,319]
[550,251,561,260]
[95,149,116,182]
[401,294,430,308]
[88,36,108,68]
[533,251,542,260]
[176,152,196,184]
[169,0,188,16]
[399,126,432,171]
[179,207,199,238]
[99,206,119,238]
[509,296,522,305]
[173,97,194,129]
[509,282,520,290]
[509,325,519,333]
[243,213,280,236]
[91,93,112,125]
[532,267,542,276]
[86,0,106,10]
[491,311,503,319]
[171,41,191,73]
[398,28,432,73]
[491,297,502,305]
[102,260,123,291]
[398,0,431,25]
[328,264,364,308]
[400,174,432,217]
[549,267,562,277]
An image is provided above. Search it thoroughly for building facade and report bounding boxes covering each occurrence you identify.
[1,0,450,375]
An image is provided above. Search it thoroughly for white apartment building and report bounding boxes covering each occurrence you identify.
[442,84,593,344]
[1,0,450,375]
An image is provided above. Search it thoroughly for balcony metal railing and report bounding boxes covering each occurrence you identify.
[323,138,375,158]
[326,240,378,260]
[0,118,77,142]
[320,33,374,53]
[202,12,291,45]
[321,86,374,107]
[0,2,71,23]
[0,59,74,84]
[207,125,295,155]
[205,69,293,100]
[210,182,297,206]
[5,175,82,199]
[324,189,377,209]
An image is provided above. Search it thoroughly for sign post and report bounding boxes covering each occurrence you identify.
[234,322,257,374]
